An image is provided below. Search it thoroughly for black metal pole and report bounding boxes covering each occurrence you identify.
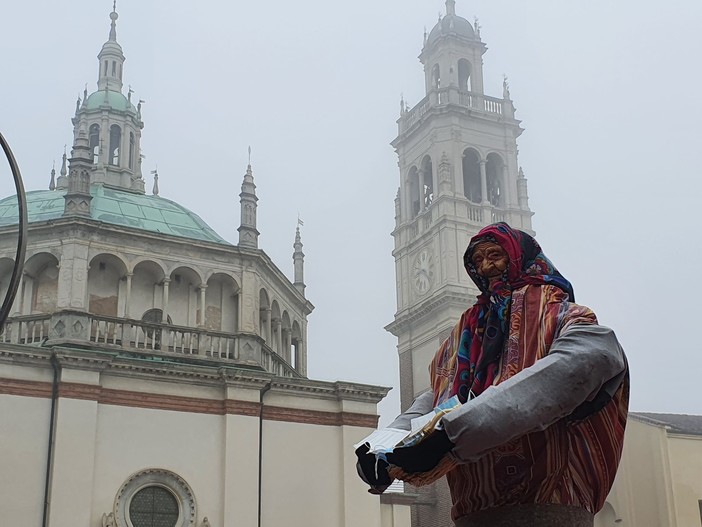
[0,131,27,326]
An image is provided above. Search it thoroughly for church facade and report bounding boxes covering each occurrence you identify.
[0,6,409,527]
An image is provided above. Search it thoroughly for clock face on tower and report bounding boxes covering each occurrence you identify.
[413,248,435,295]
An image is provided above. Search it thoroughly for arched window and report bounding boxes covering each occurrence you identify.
[104,61,109,76]
[486,153,504,207]
[462,149,481,203]
[109,124,121,166]
[111,61,116,77]
[129,132,135,169]
[408,166,421,218]
[420,156,434,208]
[89,124,100,164]
[129,486,179,527]
[458,59,472,91]
[432,64,441,90]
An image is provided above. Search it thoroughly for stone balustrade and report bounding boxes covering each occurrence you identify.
[400,89,506,134]
[0,311,301,378]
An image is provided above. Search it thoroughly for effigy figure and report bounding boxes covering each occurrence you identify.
[357,223,629,527]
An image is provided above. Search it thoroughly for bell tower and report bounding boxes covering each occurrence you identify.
[387,0,534,410]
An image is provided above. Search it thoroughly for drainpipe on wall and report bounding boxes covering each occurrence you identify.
[42,351,60,527]
[257,381,272,527]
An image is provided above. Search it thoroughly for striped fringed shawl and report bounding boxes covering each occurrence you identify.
[431,284,628,520]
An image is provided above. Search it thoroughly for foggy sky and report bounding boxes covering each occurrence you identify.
[2,1,701,424]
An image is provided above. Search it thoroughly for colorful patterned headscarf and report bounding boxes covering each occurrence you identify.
[447,223,575,402]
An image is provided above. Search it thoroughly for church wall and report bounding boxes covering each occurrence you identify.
[0,394,51,527]
[262,420,343,526]
[90,404,225,525]
[222,413,260,527]
[667,434,702,526]
[599,419,673,527]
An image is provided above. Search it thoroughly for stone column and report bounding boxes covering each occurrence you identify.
[199,285,207,326]
[282,328,291,363]
[264,308,272,345]
[418,169,426,212]
[275,318,282,354]
[502,164,512,210]
[13,272,25,315]
[161,278,170,322]
[479,159,488,203]
[124,272,133,318]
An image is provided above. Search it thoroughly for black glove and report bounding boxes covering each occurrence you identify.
[355,442,392,493]
[385,428,454,474]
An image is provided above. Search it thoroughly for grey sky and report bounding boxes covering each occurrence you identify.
[2,1,701,424]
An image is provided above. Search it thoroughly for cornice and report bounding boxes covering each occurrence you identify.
[0,345,389,404]
[386,289,470,336]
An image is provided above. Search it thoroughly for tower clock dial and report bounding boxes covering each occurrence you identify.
[413,248,435,295]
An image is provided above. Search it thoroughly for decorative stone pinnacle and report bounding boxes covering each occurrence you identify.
[446,0,456,16]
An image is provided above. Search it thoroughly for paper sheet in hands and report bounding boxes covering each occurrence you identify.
[354,395,462,455]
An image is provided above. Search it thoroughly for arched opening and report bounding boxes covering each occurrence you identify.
[131,260,166,320]
[432,64,441,90]
[408,166,420,218]
[129,132,135,170]
[420,156,434,209]
[88,254,127,317]
[109,124,121,166]
[259,289,271,344]
[205,273,239,333]
[458,59,472,92]
[89,124,100,164]
[486,153,504,207]
[168,266,202,327]
[462,149,482,203]
[25,254,60,314]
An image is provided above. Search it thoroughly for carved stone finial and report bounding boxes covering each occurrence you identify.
[446,0,456,16]
[151,169,159,195]
[49,163,56,191]
[503,75,511,100]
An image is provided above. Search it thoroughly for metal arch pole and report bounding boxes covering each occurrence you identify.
[0,131,27,327]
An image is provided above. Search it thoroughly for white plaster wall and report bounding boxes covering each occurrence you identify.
[91,404,225,526]
[667,435,702,526]
[49,397,100,527]
[0,395,51,527]
[261,420,343,526]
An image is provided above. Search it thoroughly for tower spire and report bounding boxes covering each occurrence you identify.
[293,219,306,296]
[446,0,456,16]
[109,1,118,41]
[238,150,259,248]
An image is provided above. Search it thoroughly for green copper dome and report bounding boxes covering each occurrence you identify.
[85,90,136,113]
[0,185,231,245]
